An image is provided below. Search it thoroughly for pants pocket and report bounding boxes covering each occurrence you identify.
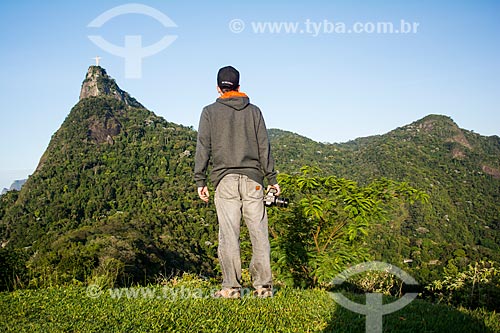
[246,179,264,200]
[217,175,240,199]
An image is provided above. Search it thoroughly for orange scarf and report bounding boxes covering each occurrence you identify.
[219,91,248,99]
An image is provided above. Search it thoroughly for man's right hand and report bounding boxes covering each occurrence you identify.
[198,186,210,202]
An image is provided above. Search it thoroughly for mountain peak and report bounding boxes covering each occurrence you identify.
[399,114,474,157]
[411,114,458,131]
[79,66,143,108]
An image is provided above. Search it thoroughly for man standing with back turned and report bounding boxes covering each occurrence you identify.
[194,66,280,299]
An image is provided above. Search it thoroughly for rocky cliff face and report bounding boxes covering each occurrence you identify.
[79,66,144,108]
[36,67,145,171]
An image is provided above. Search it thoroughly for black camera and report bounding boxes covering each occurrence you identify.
[263,188,289,208]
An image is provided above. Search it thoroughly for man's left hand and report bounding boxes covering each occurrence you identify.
[267,184,281,196]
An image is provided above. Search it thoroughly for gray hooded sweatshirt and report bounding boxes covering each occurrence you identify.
[194,92,277,188]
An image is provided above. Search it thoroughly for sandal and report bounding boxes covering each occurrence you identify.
[213,288,241,299]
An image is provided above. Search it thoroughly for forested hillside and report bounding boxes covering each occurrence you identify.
[270,116,500,280]
[0,67,219,287]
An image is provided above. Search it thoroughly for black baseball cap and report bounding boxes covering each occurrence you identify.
[217,66,240,89]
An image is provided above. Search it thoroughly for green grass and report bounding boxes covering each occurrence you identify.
[0,285,498,332]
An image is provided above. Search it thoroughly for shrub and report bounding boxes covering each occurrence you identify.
[0,248,29,290]
[425,260,500,310]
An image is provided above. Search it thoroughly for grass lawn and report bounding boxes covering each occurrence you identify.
[1,285,498,332]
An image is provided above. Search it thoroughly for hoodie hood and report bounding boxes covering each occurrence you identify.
[216,91,250,111]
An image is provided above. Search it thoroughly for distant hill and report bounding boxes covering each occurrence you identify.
[270,115,500,277]
[1,179,27,195]
[0,66,498,287]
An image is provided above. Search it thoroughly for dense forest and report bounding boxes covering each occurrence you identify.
[0,67,498,310]
[269,115,500,282]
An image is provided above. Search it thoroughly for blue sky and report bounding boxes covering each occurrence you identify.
[0,0,499,189]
